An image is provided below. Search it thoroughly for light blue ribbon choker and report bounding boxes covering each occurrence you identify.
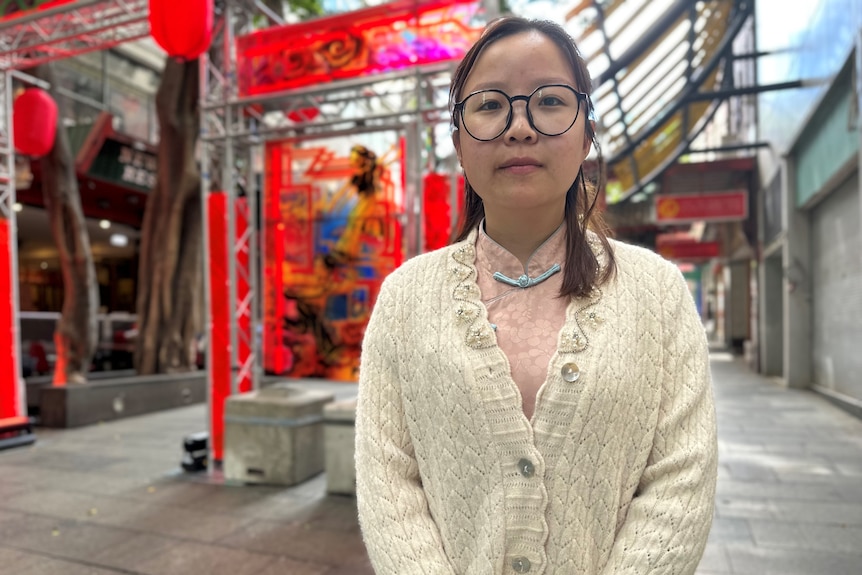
[493,263,561,289]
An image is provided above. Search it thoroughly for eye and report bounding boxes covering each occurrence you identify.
[477,100,503,111]
[538,95,565,107]
[466,91,507,115]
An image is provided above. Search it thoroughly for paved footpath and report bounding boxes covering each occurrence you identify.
[1,355,860,574]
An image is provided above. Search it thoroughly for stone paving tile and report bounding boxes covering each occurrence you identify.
[217,517,368,566]
[771,500,862,526]
[109,477,224,509]
[99,501,258,544]
[321,560,376,575]
[1,489,104,522]
[127,540,276,575]
[707,517,755,546]
[0,545,44,573]
[255,555,332,575]
[2,514,138,565]
[89,533,180,571]
[696,542,731,573]
[725,543,862,575]
[800,523,862,555]
[714,498,779,520]
[2,468,147,498]
[16,556,131,575]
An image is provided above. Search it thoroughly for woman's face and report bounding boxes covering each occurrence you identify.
[453,31,591,220]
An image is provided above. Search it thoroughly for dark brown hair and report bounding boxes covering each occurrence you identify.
[449,17,616,298]
[351,144,381,197]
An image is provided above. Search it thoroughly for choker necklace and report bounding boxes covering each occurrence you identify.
[493,263,561,289]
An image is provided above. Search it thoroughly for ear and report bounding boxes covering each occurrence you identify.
[582,120,595,157]
[452,130,462,166]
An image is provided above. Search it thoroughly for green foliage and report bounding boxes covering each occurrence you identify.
[286,0,323,18]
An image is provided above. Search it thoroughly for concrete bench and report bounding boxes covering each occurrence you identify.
[39,371,205,428]
[224,384,334,486]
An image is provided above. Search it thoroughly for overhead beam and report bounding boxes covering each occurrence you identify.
[682,80,806,102]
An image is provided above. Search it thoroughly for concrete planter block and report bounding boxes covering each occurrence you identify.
[38,372,205,428]
[323,398,357,495]
[224,384,334,486]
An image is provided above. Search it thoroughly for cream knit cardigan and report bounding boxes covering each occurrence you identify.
[355,229,717,575]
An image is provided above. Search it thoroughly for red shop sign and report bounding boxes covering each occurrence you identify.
[657,240,720,261]
[655,190,748,224]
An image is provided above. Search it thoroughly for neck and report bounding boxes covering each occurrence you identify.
[483,209,565,266]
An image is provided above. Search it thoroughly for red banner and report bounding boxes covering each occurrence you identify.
[236,0,484,96]
[655,190,748,224]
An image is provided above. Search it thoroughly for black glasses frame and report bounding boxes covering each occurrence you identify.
[453,84,589,141]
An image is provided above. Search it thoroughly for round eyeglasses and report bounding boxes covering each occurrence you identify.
[453,84,589,142]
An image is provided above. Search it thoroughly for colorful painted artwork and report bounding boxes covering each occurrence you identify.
[236,0,485,96]
[263,138,404,381]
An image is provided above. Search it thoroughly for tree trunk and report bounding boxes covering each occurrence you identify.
[37,64,99,385]
[134,58,203,374]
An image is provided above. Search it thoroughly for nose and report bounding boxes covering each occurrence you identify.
[505,100,536,142]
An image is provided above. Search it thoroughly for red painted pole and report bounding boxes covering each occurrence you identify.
[0,217,24,421]
[207,193,230,462]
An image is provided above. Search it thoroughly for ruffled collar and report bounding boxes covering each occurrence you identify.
[449,225,607,352]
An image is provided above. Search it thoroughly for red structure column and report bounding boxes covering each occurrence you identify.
[0,216,24,423]
[207,192,230,462]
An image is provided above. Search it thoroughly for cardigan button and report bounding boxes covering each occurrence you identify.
[517,458,535,478]
[512,556,531,572]
[561,362,581,382]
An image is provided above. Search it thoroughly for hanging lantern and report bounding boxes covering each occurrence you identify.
[13,88,58,158]
[149,0,213,60]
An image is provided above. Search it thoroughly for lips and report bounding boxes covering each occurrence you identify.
[499,157,543,169]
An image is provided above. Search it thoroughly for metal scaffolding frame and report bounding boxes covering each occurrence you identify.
[200,0,457,415]
[0,0,151,423]
[0,0,149,70]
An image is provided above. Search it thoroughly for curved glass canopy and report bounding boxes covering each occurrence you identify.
[562,0,752,203]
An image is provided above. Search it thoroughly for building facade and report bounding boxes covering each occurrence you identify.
[756,0,862,416]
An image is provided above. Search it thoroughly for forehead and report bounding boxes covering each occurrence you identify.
[463,30,577,92]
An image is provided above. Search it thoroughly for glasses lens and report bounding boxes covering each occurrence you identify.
[528,85,581,136]
[461,90,510,141]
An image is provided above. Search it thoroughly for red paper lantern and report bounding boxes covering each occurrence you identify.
[149,0,213,60]
[13,88,58,158]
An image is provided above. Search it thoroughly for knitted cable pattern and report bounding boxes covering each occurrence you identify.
[356,229,717,575]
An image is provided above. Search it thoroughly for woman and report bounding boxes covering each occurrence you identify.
[325,144,388,268]
[355,16,717,575]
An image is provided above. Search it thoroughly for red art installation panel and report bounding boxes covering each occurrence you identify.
[263,139,404,381]
[236,0,484,96]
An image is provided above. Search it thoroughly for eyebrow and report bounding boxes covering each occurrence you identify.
[467,79,577,92]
